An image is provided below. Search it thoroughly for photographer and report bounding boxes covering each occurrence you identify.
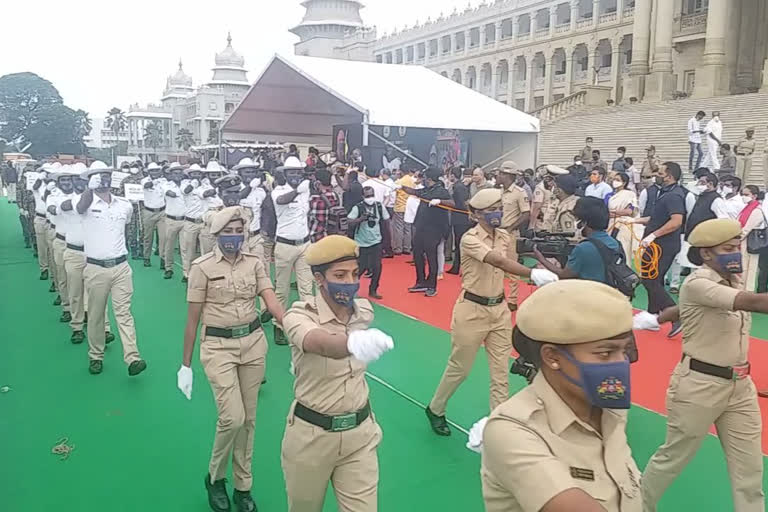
[348,186,389,299]
[534,197,621,284]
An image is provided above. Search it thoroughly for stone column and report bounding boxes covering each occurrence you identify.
[495,21,503,49]
[627,0,652,100]
[611,37,622,101]
[565,48,574,95]
[465,29,472,54]
[507,63,516,106]
[525,57,535,111]
[593,0,601,27]
[513,16,520,40]
[451,33,457,56]
[544,53,554,105]
[646,0,676,102]
[735,0,757,92]
[761,59,768,92]
[694,0,729,97]
[550,5,558,36]
[617,0,625,20]
[480,25,487,47]
[491,65,498,98]
[570,0,579,31]
[530,11,538,36]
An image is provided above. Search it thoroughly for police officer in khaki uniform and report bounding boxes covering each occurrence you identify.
[178,206,284,512]
[735,127,757,183]
[552,174,581,238]
[481,280,642,512]
[640,145,661,192]
[497,161,530,311]
[425,189,558,436]
[642,219,765,512]
[281,235,394,512]
[530,165,569,233]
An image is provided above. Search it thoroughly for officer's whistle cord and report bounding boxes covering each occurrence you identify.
[52,438,75,461]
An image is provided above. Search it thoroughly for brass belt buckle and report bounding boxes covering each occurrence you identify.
[330,413,357,432]
[230,324,250,338]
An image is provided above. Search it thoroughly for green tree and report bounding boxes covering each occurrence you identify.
[144,120,164,159]
[73,109,92,157]
[0,72,86,158]
[105,107,127,166]
[175,128,195,151]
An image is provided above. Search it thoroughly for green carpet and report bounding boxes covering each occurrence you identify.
[0,199,764,511]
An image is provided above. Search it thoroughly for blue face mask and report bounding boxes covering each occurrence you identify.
[558,349,631,409]
[483,211,503,227]
[326,281,360,306]
[218,234,244,254]
[715,251,743,274]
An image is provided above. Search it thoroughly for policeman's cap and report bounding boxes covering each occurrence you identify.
[185,164,203,175]
[214,175,242,190]
[210,207,245,235]
[234,157,260,171]
[517,280,633,344]
[306,235,359,266]
[467,188,502,210]
[147,162,161,172]
[545,164,569,176]
[499,161,520,175]
[81,160,114,178]
[167,162,184,173]
[689,219,742,248]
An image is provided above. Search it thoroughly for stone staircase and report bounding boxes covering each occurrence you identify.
[537,92,768,185]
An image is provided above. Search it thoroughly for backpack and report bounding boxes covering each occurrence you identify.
[587,236,640,299]
[352,201,383,238]
[321,191,348,236]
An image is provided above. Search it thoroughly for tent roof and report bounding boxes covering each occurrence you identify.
[223,54,540,139]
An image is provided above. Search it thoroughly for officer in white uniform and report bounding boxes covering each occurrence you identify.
[47,167,77,323]
[180,164,208,283]
[32,165,52,280]
[238,158,268,262]
[140,162,167,267]
[162,162,187,280]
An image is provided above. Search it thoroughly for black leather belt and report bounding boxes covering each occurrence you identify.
[55,233,65,241]
[86,255,127,268]
[35,212,46,218]
[277,235,310,246]
[185,216,203,224]
[250,229,261,237]
[49,223,56,229]
[167,214,185,221]
[294,401,371,432]
[205,318,262,339]
[144,206,165,212]
[463,291,506,306]
[683,354,751,381]
[66,243,84,252]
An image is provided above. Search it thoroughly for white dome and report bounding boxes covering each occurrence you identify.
[215,33,245,69]
[169,60,193,87]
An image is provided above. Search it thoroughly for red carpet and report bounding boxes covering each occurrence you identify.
[362,255,768,453]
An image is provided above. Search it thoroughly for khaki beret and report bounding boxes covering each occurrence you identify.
[517,280,633,344]
[499,160,520,174]
[306,235,359,266]
[210,206,245,235]
[688,218,742,248]
[467,188,502,210]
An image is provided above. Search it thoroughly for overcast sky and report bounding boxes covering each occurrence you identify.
[0,0,479,118]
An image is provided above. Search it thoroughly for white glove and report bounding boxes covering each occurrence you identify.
[296,180,311,194]
[191,179,201,189]
[347,328,394,363]
[393,183,403,190]
[250,177,262,188]
[530,268,559,287]
[633,311,660,331]
[429,199,441,207]
[466,416,489,454]
[177,365,193,400]
[641,233,657,248]
[88,175,102,190]
[45,181,56,191]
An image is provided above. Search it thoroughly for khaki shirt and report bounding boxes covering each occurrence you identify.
[186,246,273,328]
[641,156,661,180]
[459,225,510,298]
[554,194,579,235]
[283,293,374,415]
[501,184,530,231]
[482,374,642,512]
[533,182,558,232]
[736,137,756,157]
[679,266,750,366]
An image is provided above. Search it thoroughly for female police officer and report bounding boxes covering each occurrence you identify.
[481,280,642,512]
[177,206,285,512]
[642,218,765,512]
[281,235,395,512]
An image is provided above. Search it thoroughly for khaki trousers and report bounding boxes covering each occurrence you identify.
[282,409,381,512]
[34,216,49,271]
[180,220,203,276]
[46,225,57,286]
[84,261,140,364]
[736,155,753,183]
[64,248,110,332]
[429,298,513,416]
[52,238,70,312]
[164,217,185,272]
[274,241,314,310]
[141,208,166,260]
[200,227,216,255]
[641,361,764,511]
[505,231,519,306]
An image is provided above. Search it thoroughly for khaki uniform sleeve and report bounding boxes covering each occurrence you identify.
[187,263,207,303]
[253,257,274,294]
[283,305,317,353]
[685,277,740,310]
[518,190,531,213]
[483,418,575,512]
[533,186,545,204]
[461,232,492,263]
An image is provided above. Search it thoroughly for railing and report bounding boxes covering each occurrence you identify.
[528,90,587,123]
[599,12,618,24]
[675,12,708,34]
[534,76,545,89]
[514,81,526,93]
[621,64,631,75]
[598,67,611,82]
[535,27,550,39]
[576,18,593,29]
[574,69,588,82]
[623,7,635,18]
[555,23,570,33]
[517,33,530,42]
[553,73,566,84]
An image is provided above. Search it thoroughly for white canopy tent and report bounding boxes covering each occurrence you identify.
[223,54,541,168]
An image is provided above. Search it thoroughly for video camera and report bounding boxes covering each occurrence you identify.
[517,231,577,267]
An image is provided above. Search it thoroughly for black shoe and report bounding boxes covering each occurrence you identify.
[128,359,147,377]
[40,270,48,280]
[274,326,288,346]
[259,310,273,324]
[408,284,428,293]
[105,332,115,344]
[205,475,231,512]
[143,259,151,267]
[164,270,173,280]
[425,406,451,436]
[667,321,683,339]
[89,360,103,375]
[154,248,160,256]
[232,490,257,512]
[71,331,85,344]
[84,312,88,324]
[59,311,72,323]
[446,268,460,275]
[25,241,31,249]
[425,289,437,297]
[159,258,165,270]
[49,282,56,293]
[369,292,383,300]
[181,276,188,284]
[53,295,62,306]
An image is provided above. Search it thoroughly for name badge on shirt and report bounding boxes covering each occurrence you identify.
[570,467,595,481]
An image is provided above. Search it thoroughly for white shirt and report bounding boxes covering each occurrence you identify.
[705,119,723,142]
[49,192,74,235]
[141,176,166,209]
[240,187,267,232]
[61,194,85,246]
[201,182,223,212]
[717,194,746,220]
[382,178,396,208]
[710,197,731,219]
[82,194,133,259]
[163,181,186,217]
[183,181,206,219]
[688,117,702,144]
[584,182,613,200]
[45,188,62,223]
[33,187,48,214]
[404,184,423,224]
[362,176,394,207]
[382,155,401,172]
[271,184,310,240]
